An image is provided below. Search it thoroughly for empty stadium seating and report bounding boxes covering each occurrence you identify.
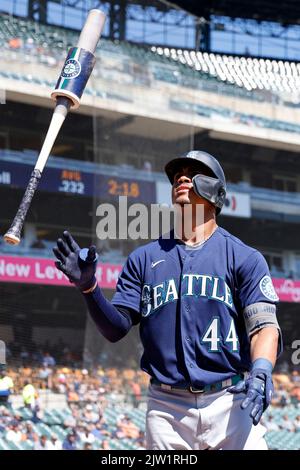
[266,430,300,450]
[2,12,300,138]
[151,46,300,105]
[1,12,300,108]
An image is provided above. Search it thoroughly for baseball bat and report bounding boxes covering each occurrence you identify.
[3,9,106,245]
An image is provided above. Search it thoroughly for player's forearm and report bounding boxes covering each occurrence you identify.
[250,327,279,367]
[83,285,132,342]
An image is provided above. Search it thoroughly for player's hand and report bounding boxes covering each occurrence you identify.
[228,361,274,426]
[53,230,98,292]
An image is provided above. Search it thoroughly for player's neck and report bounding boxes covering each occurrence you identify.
[181,220,218,246]
[175,206,218,246]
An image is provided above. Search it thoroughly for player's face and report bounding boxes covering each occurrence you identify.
[171,165,212,209]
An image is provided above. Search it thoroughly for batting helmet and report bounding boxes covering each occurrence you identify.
[164,150,226,214]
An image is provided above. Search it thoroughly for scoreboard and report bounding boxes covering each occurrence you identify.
[0,160,156,204]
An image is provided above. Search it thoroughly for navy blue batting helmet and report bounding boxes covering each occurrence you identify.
[164,150,226,214]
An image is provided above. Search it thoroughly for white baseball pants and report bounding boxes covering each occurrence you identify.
[146,384,268,450]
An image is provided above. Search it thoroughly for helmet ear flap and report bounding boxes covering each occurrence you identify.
[192,175,226,213]
[218,186,226,200]
[215,185,226,208]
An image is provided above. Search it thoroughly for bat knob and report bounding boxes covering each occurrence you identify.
[3,232,21,245]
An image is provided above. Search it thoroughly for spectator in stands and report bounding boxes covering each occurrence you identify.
[63,411,77,429]
[62,433,77,450]
[22,422,36,442]
[90,420,110,440]
[135,430,146,448]
[78,425,95,445]
[272,384,290,407]
[67,384,80,403]
[83,442,93,450]
[115,414,139,439]
[130,381,142,408]
[294,416,300,433]
[8,37,22,49]
[47,435,62,450]
[31,398,43,424]
[291,370,300,384]
[34,434,49,450]
[0,367,14,404]
[290,384,300,404]
[38,364,53,389]
[42,352,56,368]
[20,347,30,366]
[6,423,22,444]
[25,37,34,53]
[100,439,110,450]
[22,380,37,409]
[261,415,280,432]
[82,404,99,424]
[279,414,295,432]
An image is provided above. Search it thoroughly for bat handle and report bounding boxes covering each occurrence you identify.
[3,169,42,245]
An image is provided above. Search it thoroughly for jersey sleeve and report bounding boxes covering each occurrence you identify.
[236,250,279,309]
[111,250,143,317]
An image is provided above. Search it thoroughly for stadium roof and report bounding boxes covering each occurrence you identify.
[164,1,300,25]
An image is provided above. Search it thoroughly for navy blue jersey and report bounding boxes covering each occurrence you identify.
[112,227,279,388]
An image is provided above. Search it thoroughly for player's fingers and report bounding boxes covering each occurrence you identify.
[63,230,80,252]
[252,407,263,426]
[86,245,96,262]
[54,260,62,269]
[54,261,75,282]
[57,238,71,256]
[265,377,273,406]
[250,397,262,419]
[54,261,67,275]
[53,247,66,263]
[228,380,245,394]
[241,390,256,410]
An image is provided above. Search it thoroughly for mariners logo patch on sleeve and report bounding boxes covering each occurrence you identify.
[259,275,279,302]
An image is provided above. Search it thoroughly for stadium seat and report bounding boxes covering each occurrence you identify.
[0,438,9,451]
[51,425,67,440]
[150,45,300,106]
[19,441,34,450]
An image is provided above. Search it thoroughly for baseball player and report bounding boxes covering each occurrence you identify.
[53,151,282,450]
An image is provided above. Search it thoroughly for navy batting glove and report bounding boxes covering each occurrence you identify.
[228,358,274,426]
[53,230,98,291]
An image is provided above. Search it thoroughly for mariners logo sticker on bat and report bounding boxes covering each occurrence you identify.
[62,59,81,79]
[259,275,279,302]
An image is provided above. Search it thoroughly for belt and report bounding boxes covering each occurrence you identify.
[151,373,247,394]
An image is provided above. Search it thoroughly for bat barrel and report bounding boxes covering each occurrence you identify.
[77,9,106,54]
[3,169,42,245]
